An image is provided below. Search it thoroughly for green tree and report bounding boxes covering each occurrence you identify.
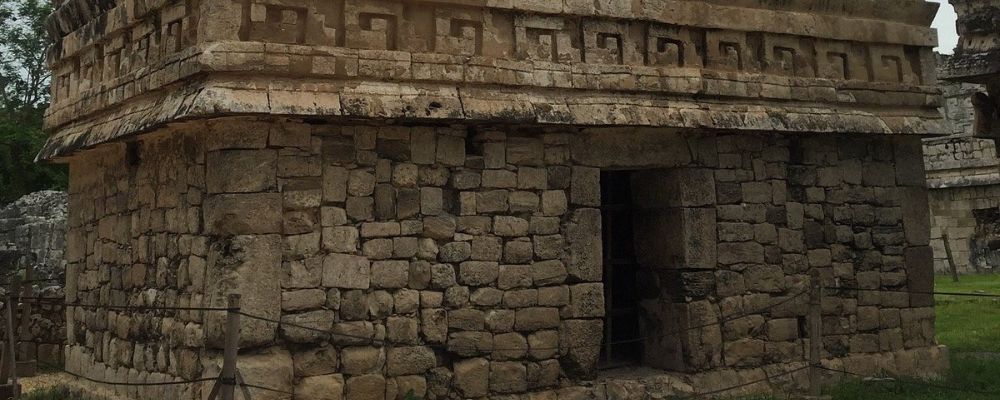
[0,0,67,205]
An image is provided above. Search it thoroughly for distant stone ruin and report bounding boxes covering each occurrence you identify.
[40,0,947,398]
[0,190,68,280]
[924,55,999,275]
[0,191,69,368]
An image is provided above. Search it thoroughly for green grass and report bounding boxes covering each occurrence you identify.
[824,354,1000,400]
[934,274,1000,353]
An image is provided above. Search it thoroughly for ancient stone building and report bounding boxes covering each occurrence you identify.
[936,0,1000,276]
[924,55,999,274]
[41,0,948,398]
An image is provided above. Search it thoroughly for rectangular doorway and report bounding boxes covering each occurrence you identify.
[599,171,644,368]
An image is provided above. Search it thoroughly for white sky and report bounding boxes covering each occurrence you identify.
[931,0,959,54]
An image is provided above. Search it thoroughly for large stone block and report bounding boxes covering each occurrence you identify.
[453,358,489,397]
[899,187,930,246]
[323,254,372,289]
[893,138,926,188]
[558,319,602,379]
[564,208,603,281]
[205,235,282,347]
[295,374,345,400]
[906,246,934,307]
[204,193,282,235]
[570,129,692,168]
[635,207,717,269]
[632,168,716,207]
[386,346,436,376]
[206,149,277,193]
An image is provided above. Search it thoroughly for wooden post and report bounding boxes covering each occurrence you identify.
[17,264,34,378]
[220,294,241,400]
[3,276,19,399]
[942,233,960,283]
[808,270,823,397]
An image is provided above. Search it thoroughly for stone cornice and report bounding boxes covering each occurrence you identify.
[37,75,946,161]
[41,0,945,160]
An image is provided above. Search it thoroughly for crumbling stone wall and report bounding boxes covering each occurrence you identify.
[0,190,68,280]
[63,117,945,399]
[0,191,69,366]
[0,286,67,367]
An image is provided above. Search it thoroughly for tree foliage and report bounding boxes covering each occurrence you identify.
[0,0,66,205]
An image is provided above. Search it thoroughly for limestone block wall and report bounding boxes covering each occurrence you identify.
[62,118,943,399]
[927,186,1000,274]
[0,286,67,367]
[0,190,69,280]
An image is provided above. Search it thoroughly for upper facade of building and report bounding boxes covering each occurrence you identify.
[941,0,1000,82]
[40,0,945,160]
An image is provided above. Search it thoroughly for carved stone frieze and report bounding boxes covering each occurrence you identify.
[40,0,944,160]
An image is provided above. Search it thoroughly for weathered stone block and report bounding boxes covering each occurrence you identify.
[906,246,934,307]
[296,374,345,400]
[206,150,277,193]
[453,358,489,397]
[564,209,603,281]
[570,167,601,206]
[900,187,930,246]
[204,194,282,235]
[371,260,409,289]
[632,168,716,207]
[639,207,718,269]
[386,346,436,376]
[323,254,371,289]
[346,374,386,400]
[205,235,282,347]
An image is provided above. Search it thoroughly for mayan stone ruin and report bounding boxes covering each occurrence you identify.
[39,0,949,399]
[924,55,999,275]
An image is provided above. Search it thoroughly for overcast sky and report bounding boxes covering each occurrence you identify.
[931,0,959,54]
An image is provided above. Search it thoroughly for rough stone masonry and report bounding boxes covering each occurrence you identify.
[40,0,948,399]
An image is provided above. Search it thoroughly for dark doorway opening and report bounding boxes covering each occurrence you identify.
[599,171,644,368]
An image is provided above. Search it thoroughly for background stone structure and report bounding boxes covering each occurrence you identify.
[925,54,1000,275]
[41,0,948,398]
[0,191,69,368]
[0,190,68,280]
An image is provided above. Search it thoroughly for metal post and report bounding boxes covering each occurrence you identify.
[808,271,823,397]
[220,294,241,400]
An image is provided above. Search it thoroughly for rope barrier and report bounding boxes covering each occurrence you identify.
[63,369,218,387]
[692,365,809,398]
[239,382,295,396]
[0,283,993,399]
[15,297,234,312]
[239,290,811,353]
[831,286,1000,299]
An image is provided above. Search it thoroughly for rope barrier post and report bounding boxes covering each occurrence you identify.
[942,232,960,283]
[221,294,241,400]
[2,276,20,400]
[16,263,35,379]
[808,270,823,398]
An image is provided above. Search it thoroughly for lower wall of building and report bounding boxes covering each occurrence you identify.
[928,185,1000,275]
[61,118,942,399]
